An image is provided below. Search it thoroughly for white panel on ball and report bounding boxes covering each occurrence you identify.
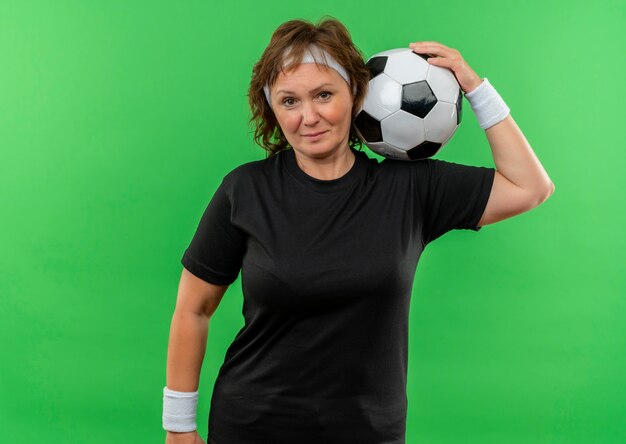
[382,49,429,85]
[367,141,412,161]
[362,73,402,121]
[426,65,460,104]
[381,110,425,149]
[423,101,457,143]
[440,127,456,147]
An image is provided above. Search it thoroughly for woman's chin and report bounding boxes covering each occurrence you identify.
[297,140,348,156]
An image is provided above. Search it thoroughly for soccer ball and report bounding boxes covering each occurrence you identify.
[354,48,463,161]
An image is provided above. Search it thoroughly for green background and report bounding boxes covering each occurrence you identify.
[1,0,624,443]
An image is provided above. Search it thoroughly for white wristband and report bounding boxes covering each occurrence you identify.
[465,77,510,130]
[162,386,199,432]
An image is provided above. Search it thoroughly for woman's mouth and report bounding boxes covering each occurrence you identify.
[302,130,328,140]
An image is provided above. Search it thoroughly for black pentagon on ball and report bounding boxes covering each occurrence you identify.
[407,142,442,160]
[354,110,382,142]
[401,81,437,118]
[456,88,463,125]
[412,52,431,62]
[365,56,387,80]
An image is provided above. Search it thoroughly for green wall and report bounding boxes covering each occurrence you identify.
[1,0,624,442]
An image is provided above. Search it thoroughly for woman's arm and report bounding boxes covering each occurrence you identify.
[167,268,229,390]
[485,114,554,199]
[164,310,209,444]
[164,270,229,443]
[166,308,209,392]
[410,42,555,227]
[476,113,554,227]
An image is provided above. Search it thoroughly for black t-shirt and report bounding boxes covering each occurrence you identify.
[181,146,495,444]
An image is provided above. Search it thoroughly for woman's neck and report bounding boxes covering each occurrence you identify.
[293,146,355,181]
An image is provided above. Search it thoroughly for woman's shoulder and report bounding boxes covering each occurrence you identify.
[378,155,469,175]
[220,154,279,188]
[375,154,432,175]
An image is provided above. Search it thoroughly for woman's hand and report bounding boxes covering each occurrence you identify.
[165,430,206,444]
[409,41,483,94]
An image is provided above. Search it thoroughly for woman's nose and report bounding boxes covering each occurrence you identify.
[302,100,320,126]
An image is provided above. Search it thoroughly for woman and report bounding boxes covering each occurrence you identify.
[163,17,554,444]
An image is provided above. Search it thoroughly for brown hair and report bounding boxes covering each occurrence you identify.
[248,16,371,158]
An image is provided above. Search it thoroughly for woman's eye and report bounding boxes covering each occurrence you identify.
[281,92,331,107]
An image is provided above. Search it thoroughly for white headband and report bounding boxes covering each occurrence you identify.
[263,44,355,109]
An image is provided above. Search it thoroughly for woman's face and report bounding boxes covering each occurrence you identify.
[270,63,353,159]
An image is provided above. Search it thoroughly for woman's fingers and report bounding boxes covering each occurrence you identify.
[410,41,451,59]
[408,41,482,93]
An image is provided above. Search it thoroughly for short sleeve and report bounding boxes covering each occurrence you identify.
[181,178,246,286]
[420,158,495,246]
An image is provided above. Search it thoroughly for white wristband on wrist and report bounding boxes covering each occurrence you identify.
[162,386,199,433]
[464,77,510,130]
